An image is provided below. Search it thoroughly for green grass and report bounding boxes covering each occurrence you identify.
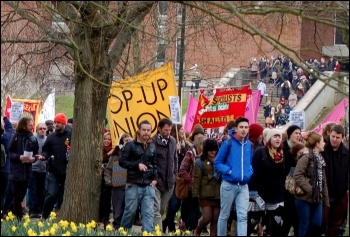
[55,93,190,122]
[55,94,74,119]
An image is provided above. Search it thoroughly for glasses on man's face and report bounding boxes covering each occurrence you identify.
[38,127,47,131]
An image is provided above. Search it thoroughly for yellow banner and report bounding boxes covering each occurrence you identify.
[107,62,177,147]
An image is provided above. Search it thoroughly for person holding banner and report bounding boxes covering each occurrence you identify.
[151,118,178,231]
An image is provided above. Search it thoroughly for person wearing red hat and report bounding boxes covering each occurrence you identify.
[249,123,264,151]
[37,112,72,219]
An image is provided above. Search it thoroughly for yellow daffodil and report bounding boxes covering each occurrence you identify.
[154,224,161,232]
[37,221,44,228]
[59,220,69,228]
[62,231,71,236]
[49,226,56,235]
[175,229,181,236]
[44,230,50,236]
[142,230,150,236]
[106,224,113,231]
[184,230,191,235]
[28,228,38,236]
[89,220,97,228]
[70,222,77,232]
[49,211,56,220]
[118,226,125,232]
[98,231,104,236]
[11,225,17,232]
[52,223,59,229]
[155,229,162,236]
[78,223,85,228]
[23,221,29,228]
[24,214,30,221]
[120,230,128,236]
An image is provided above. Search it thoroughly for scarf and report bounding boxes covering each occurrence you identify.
[157,133,169,146]
[267,146,283,163]
[312,150,326,202]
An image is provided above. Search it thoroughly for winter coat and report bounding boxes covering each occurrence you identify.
[152,134,178,192]
[214,129,253,185]
[248,146,285,204]
[119,137,158,185]
[294,151,330,207]
[9,131,39,181]
[41,127,72,176]
[192,158,220,200]
[321,140,349,201]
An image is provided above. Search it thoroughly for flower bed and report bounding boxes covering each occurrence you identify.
[1,211,193,236]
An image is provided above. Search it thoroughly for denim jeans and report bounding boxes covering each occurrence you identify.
[112,187,125,228]
[121,184,155,232]
[164,191,182,232]
[42,172,66,219]
[295,199,322,236]
[217,181,249,236]
[27,171,46,215]
[153,186,174,230]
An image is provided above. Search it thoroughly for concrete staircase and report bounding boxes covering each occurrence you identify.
[254,82,281,126]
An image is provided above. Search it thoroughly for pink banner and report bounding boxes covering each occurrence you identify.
[244,90,261,124]
[184,94,198,132]
[313,98,348,134]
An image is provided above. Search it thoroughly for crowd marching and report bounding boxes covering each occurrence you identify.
[251,54,343,129]
[1,98,348,236]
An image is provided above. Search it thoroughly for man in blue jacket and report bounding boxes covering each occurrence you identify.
[214,116,253,236]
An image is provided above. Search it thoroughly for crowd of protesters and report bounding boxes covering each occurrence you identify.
[251,54,343,129]
[1,101,348,236]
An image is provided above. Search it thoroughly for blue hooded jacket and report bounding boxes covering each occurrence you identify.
[214,128,253,185]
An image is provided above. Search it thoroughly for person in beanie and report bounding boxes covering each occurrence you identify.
[37,113,72,219]
[282,125,301,236]
[249,128,285,236]
[249,123,264,151]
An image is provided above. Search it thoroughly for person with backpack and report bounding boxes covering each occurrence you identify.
[8,116,40,220]
[1,108,14,218]
[192,138,220,236]
[178,134,205,233]
[214,116,254,236]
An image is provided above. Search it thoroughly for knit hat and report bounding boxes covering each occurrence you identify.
[189,124,205,141]
[54,113,67,125]
[249,123,264,144]
[286,125,301,139]
[266,128,282,142]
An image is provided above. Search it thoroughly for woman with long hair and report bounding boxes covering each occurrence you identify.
[294,131,329,236]
[99,132,114,228]
[192,138,220,236]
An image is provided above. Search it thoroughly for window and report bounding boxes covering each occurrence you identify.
[159,2,168,15]
[334,12,347,45]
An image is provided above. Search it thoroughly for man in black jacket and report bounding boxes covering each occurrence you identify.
[37,113,71,219]
[119,120,158,232]
[322,125,349,236]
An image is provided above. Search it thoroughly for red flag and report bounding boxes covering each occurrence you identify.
[5,95,12,119]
